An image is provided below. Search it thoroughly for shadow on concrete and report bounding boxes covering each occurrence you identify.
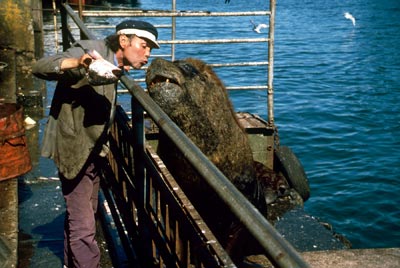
[31,213,65,261]
[17,176,64,268]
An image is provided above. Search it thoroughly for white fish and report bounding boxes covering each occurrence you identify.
[24,116,36,130]
[24,116,36,126]
[344,12,356,26]
[72,50,123,89]
[250,19,269,33]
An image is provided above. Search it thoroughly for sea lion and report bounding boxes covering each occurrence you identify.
[146,58,258,198]
[145,58,296,262]
[146,58,263,256]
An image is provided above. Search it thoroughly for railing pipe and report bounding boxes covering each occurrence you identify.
[61,2,97,41]
[57,2,307,266]
[267,0,276,126]
[120,75,310,268]
[171,0,177,61]
[158,38,269,45]
[80,10,271,17]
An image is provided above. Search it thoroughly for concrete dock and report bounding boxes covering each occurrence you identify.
[302,248,400,268]
[1,167,399,267]
[0,179,18,268]
[246,248,400,267]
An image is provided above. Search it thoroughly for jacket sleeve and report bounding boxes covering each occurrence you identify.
[32,46,87,81]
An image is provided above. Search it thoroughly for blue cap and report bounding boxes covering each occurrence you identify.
[116,20,159,49]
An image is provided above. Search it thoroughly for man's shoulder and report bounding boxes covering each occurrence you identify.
[75,40,107,52]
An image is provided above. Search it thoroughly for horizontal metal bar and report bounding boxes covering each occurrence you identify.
[150,54,173,58]
[82,10,271,17]
[226,85,268,90]
[142,61,269,69]
[119,60,268,75]
[159,38,269,45]
[116,85,268,95]
[116,89,130,94]
[69,24,172,30]
[143,61,269,70]
[208,61,269,67]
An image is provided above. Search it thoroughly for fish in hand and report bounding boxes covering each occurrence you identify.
[72,49,123,88]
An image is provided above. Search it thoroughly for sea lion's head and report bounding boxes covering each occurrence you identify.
[146,58,193,110]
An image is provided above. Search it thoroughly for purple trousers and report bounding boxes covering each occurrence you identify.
[60,162,101,268]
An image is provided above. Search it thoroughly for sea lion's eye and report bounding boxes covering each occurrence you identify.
[176,63,199,78]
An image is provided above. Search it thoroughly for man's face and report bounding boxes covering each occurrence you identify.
[120,35,152,69]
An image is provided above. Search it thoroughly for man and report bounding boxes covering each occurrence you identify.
[32,20,159,268]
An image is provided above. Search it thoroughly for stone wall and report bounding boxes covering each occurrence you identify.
[0,0,44,108]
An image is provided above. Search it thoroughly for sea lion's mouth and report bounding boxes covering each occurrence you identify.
[149,75,179,87]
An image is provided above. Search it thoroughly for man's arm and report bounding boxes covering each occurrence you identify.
[32,46,92,81]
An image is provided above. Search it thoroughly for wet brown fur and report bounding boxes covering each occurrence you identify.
[146,58,294,264]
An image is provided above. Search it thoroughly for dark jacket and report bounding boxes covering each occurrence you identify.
[32,40,117,179]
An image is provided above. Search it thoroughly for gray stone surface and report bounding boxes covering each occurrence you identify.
[246,248,400,268]
[302,248,400,268]
[0,179,18,268]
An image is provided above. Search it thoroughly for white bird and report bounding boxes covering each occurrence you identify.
[344,12,356,26]
[250,19,269,33]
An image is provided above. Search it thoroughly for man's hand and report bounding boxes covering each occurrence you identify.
[60,50,102,71]
[79,53,93,69]
[79,50,104,69]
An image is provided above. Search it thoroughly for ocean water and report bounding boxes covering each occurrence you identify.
[270,0,400,249]
[112,0,399,249]
[38,0,399,251]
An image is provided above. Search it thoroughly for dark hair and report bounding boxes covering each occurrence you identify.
[104,34,120,53]
[104,34,136,53]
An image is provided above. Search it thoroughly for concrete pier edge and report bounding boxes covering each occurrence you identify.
[0,179,18,268]
[302,248,400,268]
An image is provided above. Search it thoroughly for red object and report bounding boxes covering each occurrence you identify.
[68,0,94,6]
[0,103,32,181]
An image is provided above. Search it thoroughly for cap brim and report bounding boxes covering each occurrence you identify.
[141,37,160,49]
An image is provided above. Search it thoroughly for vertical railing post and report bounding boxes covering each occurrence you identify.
[171,0,177,61]
[60,1,70,51]
[131,95,153,264]
[78,0,84,19]
[267,0,275,126]
[131,96,145,201]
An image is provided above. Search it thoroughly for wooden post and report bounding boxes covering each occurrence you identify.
[32,0,44,60]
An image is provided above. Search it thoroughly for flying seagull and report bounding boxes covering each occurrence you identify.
[344,12,356,26]
[250,19,269,33]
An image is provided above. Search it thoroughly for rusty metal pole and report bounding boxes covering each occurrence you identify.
[78,0,84,19]
[52,0,59,53]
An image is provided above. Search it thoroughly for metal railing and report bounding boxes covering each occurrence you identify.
[119,75,310,268]
[59,1,309,267]
[61,0,275,126]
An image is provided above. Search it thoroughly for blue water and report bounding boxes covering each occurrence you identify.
[39,0,399,250]
[274,0,400,249]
